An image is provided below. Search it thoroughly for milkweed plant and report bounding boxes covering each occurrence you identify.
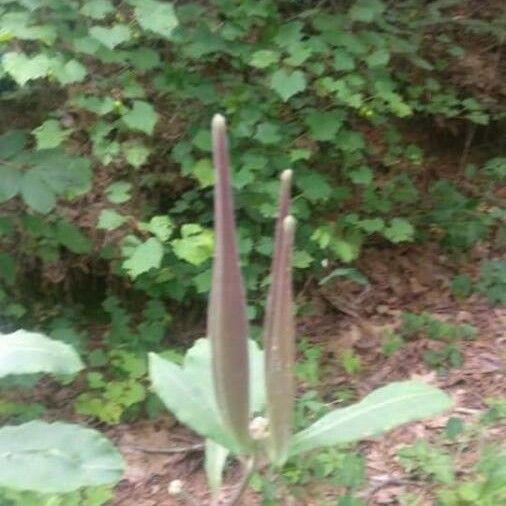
[148,115,452,505]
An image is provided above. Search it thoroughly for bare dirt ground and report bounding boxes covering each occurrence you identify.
[110,243,505,505]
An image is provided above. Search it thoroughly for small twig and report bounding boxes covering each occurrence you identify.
[127,443,205,454]
[363,477,426,501]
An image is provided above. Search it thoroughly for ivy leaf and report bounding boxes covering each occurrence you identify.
[20,171,56,214]
[89,24,131,49]
[384,218,415,243]
[349,166,373,185]
[305,110,345,141]
[98,209,127,231]
[124,142,150,168]
[270,69,306,102]
[55,221,92,254]
[106,181,132,204]
[134,0,179,39]
[80,0,114,19]
[32,120,70,150]
[53,59,87,85]
[0,130,27,159]
[192,159,214,188]
[0,167,21,202]
[123,238,164,279]
[172,224,213,266]
[249,50,280,69]
[365,49,390,68]
[122,101,158,135]
[349,0,386,23]
[2,52,51,86]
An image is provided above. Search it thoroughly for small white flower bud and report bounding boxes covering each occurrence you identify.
[249,416,269,440]
[168,479,184,496]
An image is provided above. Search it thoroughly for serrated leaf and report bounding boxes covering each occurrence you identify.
[55,221,92,254]
[80,0,114,19]
[122,101,158,135]
[124,142,150,168]
[270,69,306,102]
[20,170,56,214]
[384,218,415,243]
[89,24,131,49]
[249,50,280,69]
[305,110,345,141]
[2,52,51,86]
[359,218,384,233]
[53,59,87,84]
[32,120,70,150]
[0,130,27,159]
[349,0,386,23]
[106,181,132,203]
[296,172,332,201]
[123,237,163,279]
[0,421,124,492]
[349,166,373,185]
[365,49,390,67]
[146,215,173,242]
[134,0,178,39]
[192,159,214,188]
[0,166,21,202]
[290,381,452,456]
[0,330,84,378]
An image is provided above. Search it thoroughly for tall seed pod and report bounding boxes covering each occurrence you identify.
[264,172,296,466]
[208,114,251,449]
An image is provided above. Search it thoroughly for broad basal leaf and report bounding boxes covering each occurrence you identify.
[149,353,237,451]
[0,166,21,202]
[290,381,452,456]
[20,170,56,214]
[0,421,124,492]
[0,330,84,378]
[205,439,229,495]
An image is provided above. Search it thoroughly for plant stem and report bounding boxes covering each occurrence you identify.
[211,455,257,506]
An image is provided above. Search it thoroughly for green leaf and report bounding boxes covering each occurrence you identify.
[80,0,114,19]
[296,172,332,201]
[123,237,163,279]
[349,166,373,185]
[305,110,345,141]
[106,181,132,203]
[172,225,213,266]
[20,171,56,214]
[89,24,131,49]
[255,122,281,144]
[349,0,386,23]
[249,50,280,69]
[0,253,15,286]
[0,330,84,378]
[149,352,236,451]
[319,267,369,286]
[124,142,150,168]
[0,166,21,202]
[365,49,390,67]
[55,221,92,254]
[0,421,124,492]
[0,130,27,159]
[134,0,179,39]
[53,59,87,85]
[145,215,173,242]
[358,218,384,233]
[2,52,51,86]
[205,439,229,495]
[383,218,415,243]
[290,381,452,456]
[270,69,306,102]
[192,159,214,188]
[32,120,70,150]
[333,49,355,71]
[122,101,158,135]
